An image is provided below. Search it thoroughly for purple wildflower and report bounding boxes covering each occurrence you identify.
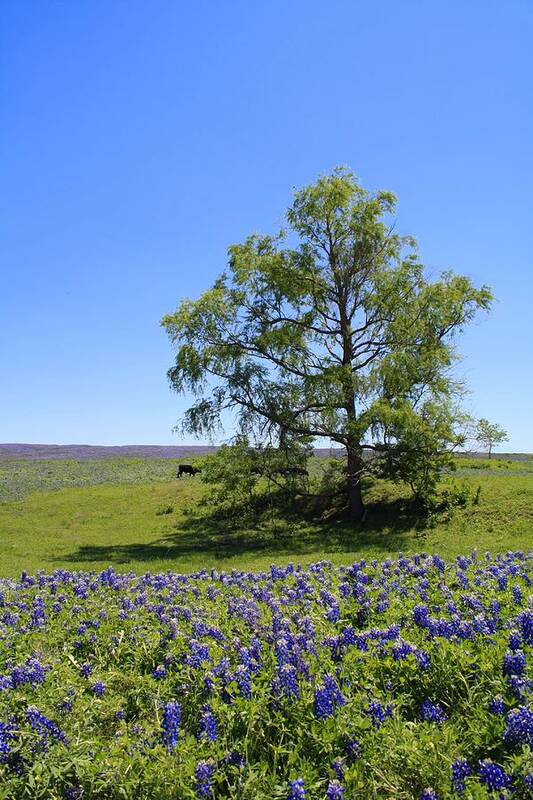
[198,707,218,743]
[503,649,526,676]
[503,705,533,748]
[326,780,345,799]
[477,760,510,792]
[489,697,506,716]
[451,759,471,794]
[26,707,67,749]
[161,701,181,750]
[288,778,306,800]
[366,700,393,727]
[195,760,215,798]
[421,700,447,725]
[152,665,167,680]
[314,675,346,720]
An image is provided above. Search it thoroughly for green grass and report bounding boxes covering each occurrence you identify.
[0,457,182,502]
[0,456,532,577]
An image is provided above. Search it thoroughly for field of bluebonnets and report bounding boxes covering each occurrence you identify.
[0,552,531,799]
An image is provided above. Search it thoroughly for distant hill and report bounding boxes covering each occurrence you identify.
[0,443,218,461]
[1,443,529,462]
[0,443,347,461]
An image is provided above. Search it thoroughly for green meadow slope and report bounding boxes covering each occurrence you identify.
[0,457,532,577]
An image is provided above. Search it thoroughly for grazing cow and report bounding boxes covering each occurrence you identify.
[177,464,201,479]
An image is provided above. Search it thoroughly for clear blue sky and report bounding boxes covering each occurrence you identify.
[1,1,532,451]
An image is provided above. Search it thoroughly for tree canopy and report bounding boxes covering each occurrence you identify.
[162,168,492,519]
[475,418,508,459]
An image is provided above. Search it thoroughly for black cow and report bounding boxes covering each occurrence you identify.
[176,464,201,479]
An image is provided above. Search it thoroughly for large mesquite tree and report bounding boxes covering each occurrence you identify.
[162,169,491,520]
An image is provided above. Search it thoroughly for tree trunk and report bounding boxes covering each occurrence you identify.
[346,446,364,521]
[488,445,492,460]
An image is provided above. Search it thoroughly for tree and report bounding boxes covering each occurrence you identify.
[475,418,508,459]
[162,168,492,520]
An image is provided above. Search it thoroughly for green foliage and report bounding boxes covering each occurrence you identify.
[198,438,262,521]
[198,437,312,523]
[162,168,492,517]
[369,398,467,506]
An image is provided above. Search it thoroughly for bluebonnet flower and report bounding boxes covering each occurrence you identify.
[187,640,211,668]
[9,657,47,689]
[345,738,362,761]
[413,605,430,627]
[503,705,533,748]
[489,599,500,618]
[288,778,306,799]
[331,757,345,780]
[224,750,245,768]
[152,665,167,680]
[277,664,299,700]
[392,640,414,661]
[0,720,14,762]
[314,675,346,720]
[419,791,438,800]
[325,605,340,623]
[507,674,532,699]
[195,760,214,798]
[161,701,181,750]
[115,710,125,720]
[517,610,533,645]
[421,700,447,725]
[451,759,471,794]
[366,700,393,727]
[512,584,523,604]
[508,630,521,650]
[80,663,93,678]
[57,696,74,714]
[198,706,217,742]
[326,780,344,799]
[63,787,82,800]
[503,649,526,676]
[415,651,431,670]
[497,575,508,591]
[488,697,506,716]
[26,707,67,749]
[91,681,106,697]
[432,555,445,573]
[233,665,252,699]
[477,760,510,792]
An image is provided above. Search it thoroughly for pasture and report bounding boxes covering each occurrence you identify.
[0,455,532,578]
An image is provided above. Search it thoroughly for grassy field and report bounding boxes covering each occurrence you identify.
[0,455,532,578]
